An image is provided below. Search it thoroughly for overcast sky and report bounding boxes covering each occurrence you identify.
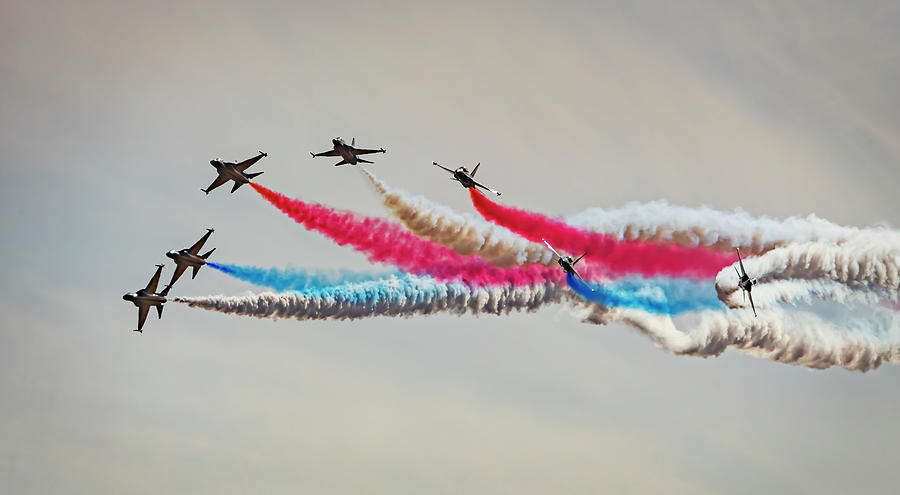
[2,1,898,493]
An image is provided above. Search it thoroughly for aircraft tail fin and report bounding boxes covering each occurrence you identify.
[201,248,216,259]
[471,162,480,177]
[351,137,355,146]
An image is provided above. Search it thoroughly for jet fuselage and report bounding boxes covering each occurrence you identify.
[123,290,167,307]
[453,168,478,189]
[331,139,360,164]
[166,249,206,267]
[211,161,250,183]
[557,257,578,276]
[739,275,757,292]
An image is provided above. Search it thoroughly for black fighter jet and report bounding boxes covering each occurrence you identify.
[432,161,501,196]
[123,264,172,333]
[166,228,216,286]
[734,248,759,317]
[542,239,592,290]
[310,137,386,166]
[201,151,266,194]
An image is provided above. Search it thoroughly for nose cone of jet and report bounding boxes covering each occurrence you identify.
[123,293,135,301]
[210,160,219,166]
[166,251,177,259]
[332,139,340,146]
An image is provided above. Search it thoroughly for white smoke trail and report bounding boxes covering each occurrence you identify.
[360,168,552,267]
[579,304,900,372]
[715,234,900,304]
[566,200,890,255]
[174,275,565,321]
[718,279,893,310]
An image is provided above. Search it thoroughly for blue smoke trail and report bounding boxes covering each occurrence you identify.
[566,273,723,314]
[207,262,403,292]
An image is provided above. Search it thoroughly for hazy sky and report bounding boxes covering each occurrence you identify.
[2,1,898,493]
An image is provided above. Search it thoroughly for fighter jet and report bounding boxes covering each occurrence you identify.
[432,162,502,196]
[122,264,172,333]
[542,239,592,290]
[166,228,216,286]
[310,137,386,166]
[734,248,759,317]
[201,151,266,194]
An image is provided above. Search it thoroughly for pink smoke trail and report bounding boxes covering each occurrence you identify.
[251,183,560,286]
[469,189,733,279]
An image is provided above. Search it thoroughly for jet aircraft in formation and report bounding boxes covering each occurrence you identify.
[123,229,217,333]
[432,161,502,196]
[311,137,386,166]
[166,228,216,286]
[542,239,592,290]
[201,151,266,194]
[124,142,767,332]
[123,264,172,333]
[734,248,759,317]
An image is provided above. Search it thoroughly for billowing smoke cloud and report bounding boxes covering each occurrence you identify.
[469,189,735,279]
[580,304,900,372]
[249,182,560,287]
[360,168,551,267]
[175,275,565,320]
[715,234,900,304]
[565,200,882,255]
[566,273,723,314]
[207,262,400,291]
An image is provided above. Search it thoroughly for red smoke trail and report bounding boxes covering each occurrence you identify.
[251,183,560,287]
[469,189,733,279]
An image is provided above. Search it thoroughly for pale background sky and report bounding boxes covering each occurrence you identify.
[1,1,898,493]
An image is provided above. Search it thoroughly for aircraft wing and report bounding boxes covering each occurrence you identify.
[748,291,757,317]
[169,263,188,286]
[473,180,501,196]
[542,239,562,259]
[573,270,594,291]
[137,304,150,332]
[736,248,747,276]
[187,230,213,255]
[312,149,341,157]
[235,153,265,172]
[351,147,384,156]
[145,265,163,293]
[432,162,455,174]
[203,175,229,193]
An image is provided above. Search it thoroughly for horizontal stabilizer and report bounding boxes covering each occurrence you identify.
[245,171,264,180]
[201,248,216,259]
[156,305,164,318]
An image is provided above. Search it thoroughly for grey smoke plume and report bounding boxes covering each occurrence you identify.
[566,200,886,255]
[174,275,565,321]
[579,304,900,372]
[715,234,900,304]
